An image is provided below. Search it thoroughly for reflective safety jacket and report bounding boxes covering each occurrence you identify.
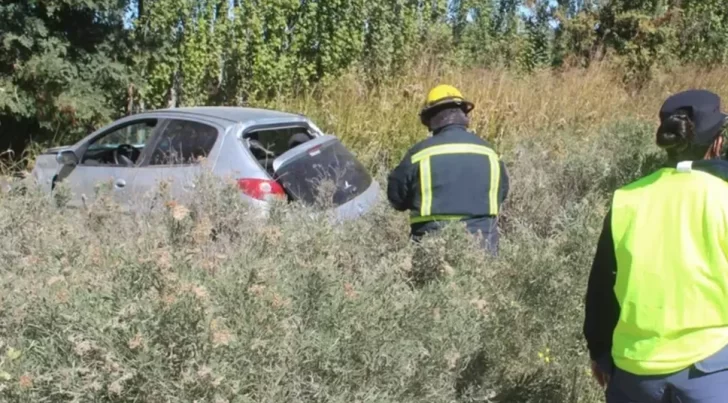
[386,124,509,235]
[584,159,728,376]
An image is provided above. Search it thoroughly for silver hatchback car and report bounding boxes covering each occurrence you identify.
[31,107,380,220]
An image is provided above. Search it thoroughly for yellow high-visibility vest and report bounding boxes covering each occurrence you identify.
[611,165,728,375]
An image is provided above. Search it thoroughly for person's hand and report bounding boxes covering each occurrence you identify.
[591,360,610,388]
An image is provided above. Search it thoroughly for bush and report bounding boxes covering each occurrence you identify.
[0,113,669,402]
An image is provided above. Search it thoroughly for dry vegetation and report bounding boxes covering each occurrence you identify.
[1,66,727,401]
[264,64,728,166]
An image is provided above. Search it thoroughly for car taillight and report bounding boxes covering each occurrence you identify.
[237,178,286,201]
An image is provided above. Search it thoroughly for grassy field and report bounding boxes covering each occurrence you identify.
[1,65,726,402]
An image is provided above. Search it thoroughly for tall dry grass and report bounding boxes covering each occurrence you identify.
[1,65,725,401]
[263,64,728,166]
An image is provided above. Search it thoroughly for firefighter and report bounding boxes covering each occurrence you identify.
[584,89,728,402]
[387,84,509,253]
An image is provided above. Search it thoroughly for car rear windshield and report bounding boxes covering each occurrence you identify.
[274,141,372,207]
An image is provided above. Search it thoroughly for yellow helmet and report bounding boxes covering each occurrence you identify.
[420,84,475,118]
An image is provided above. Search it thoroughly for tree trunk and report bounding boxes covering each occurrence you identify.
[167,71,179,108]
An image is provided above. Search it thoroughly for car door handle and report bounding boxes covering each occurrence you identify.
[115,179,126,188]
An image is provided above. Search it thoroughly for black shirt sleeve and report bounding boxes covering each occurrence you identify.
[387,151,416,212]
[583,209,621,361]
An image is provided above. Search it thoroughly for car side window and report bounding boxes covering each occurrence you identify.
[148,119,219,165]
[82,119,158,166]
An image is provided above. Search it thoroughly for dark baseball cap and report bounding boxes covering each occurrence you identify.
[659,89,728,145]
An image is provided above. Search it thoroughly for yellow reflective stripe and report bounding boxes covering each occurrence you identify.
[489,157,500,215]
[419,157,432,217]
[411,144,496,163]
[411,143,501,215]
[410,215,467,224]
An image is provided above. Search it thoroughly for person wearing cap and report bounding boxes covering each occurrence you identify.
[584,89,728,402]
[386,84,509,253]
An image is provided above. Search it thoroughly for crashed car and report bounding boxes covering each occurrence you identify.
[31,107,379,220]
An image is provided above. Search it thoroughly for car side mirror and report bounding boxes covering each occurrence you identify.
[56,150,79,166]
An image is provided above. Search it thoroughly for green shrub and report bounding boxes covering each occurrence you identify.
[0,118,666,402]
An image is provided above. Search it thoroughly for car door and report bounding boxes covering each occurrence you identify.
[133,117,222,205]
[57,118,162,209]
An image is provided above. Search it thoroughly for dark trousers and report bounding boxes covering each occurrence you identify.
[597,345,728,403]
[410,216,499,255]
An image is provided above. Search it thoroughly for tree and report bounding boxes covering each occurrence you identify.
[0,0,134,154]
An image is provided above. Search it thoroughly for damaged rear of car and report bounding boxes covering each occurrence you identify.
[240,121,379,221]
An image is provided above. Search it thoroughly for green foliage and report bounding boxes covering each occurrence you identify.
[598,2,679,90]
[552,5,601,68]
[454,0,497,67]
[4,0,728,158]
[677,0,728,66]
[552,0,728,86]
[0,0,134,154]
[518,1,553,73]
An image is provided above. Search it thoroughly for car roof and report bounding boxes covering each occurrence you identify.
[148,106,305,123]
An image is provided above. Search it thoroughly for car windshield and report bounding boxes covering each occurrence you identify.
[274,140,372,207]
